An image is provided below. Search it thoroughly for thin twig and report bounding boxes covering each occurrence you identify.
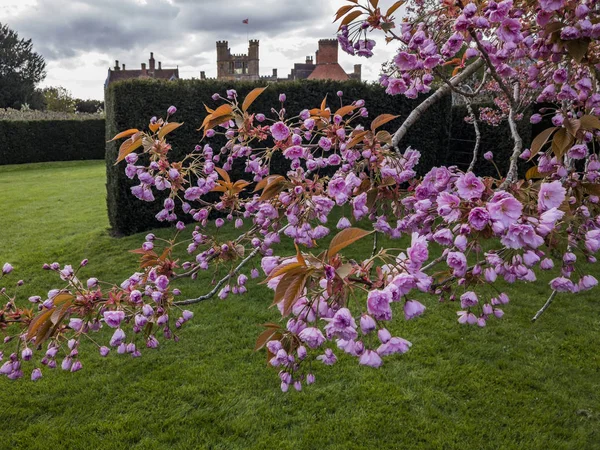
[371,232,378,258]
[469,31,515,107]
[531,290,558,322]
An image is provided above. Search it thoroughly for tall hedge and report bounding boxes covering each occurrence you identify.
[445,104,532,177]
[105,79,452,236]
[0,119,105,165]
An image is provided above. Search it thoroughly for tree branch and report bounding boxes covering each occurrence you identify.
[469,31,515,107]
[391,58,485,151]
[466,100,481,173]
[531,290,558,322]
[499,83,523,189]
[174,246,261,306]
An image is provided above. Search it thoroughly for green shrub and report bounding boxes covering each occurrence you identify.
[0,119,105,165]
[105,78,452,236]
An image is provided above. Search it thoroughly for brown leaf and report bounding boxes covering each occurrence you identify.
[266,262,307,282]
[582,183,600,196]
[210,104,234,120]
[26,309,54,341]
[334,4,355,22]
[109,128,139,142]
[328,228,372,259]
[277,273,308,316]
[255,328,282,351]
[564,119,580,138]
[375,130,392,145]
[254,175,284,193]
[232,180,251,194]
[565,38,590,63]
[215,167,231,183]
[242,87,267,112]
[335,105,357,117]
[295,243,306,267]
[346,130,369,149]
[528,127,557,161]
[551,128,573,158]
[371,114,400,132]
[115,136,143,164]
[386,0,404,16]
[201,115,234,136]
[580,115,600,131]
[320,95,328,111]
[260,178,286,201]
[338,10,363,29]
[53,293,74,305]
[158,122,183,140]
[525,166,543,180]
[50,301,71,326]
[336,263,354,280]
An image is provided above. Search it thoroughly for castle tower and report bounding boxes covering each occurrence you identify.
[248,40,259,77]
[216,41,230,79]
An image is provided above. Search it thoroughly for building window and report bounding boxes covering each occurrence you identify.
[234,60,247,75]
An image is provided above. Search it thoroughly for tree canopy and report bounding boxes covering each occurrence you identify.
[0,23,46,109]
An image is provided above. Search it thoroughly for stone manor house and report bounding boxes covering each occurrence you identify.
[105,39,361,87]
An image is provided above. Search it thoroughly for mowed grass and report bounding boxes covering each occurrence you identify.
[0,160,599,450]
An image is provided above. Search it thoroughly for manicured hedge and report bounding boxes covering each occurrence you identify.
[0,119,105,165]
[105,79,452,236]
[445,104,532,178]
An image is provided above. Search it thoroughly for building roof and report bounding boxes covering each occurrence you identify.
[106,69,179,84]
[307,63,350,81]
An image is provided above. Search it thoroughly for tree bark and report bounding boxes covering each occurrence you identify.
[392,58,485,151]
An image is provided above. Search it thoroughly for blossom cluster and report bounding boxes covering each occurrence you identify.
[1,0,600,391]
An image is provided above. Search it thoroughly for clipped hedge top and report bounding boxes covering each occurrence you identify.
[0,108,104,121]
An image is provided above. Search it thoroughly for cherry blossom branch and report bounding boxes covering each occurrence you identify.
[531,290,558,322]
[174,246,261,306]
[391,58,485,151]
[174,224,288,305]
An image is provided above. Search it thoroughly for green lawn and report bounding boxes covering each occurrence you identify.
[0,160,599,449]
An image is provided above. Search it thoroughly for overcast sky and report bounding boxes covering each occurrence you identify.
[1,0,399,100]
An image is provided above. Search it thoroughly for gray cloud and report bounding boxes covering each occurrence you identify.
[9,0,331,61]
[1,0,391,99]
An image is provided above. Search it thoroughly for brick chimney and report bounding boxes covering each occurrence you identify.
[114,60,120,70]
[200,71,206,80]
[272,68,277,77]
[305,56,313,64]
[158,61,162,70]
[141,63,147,75]
[316,39,338,65]
[122,63,126,70]
[149,52,155,71]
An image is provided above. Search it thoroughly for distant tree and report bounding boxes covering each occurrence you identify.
[75,98,104,114]
[28,89,47,111]
[0,23,46,109]
[42,86,76,113]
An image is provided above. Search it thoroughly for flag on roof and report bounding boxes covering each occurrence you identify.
[242,18,249,24]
